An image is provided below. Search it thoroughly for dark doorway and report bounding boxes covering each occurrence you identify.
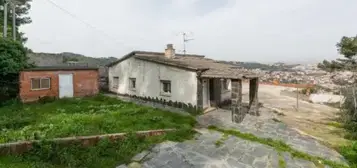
[209,79,216,106]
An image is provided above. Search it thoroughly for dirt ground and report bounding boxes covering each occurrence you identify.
[242,83,349,147]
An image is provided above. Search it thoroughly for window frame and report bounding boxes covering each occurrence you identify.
[30,77,51,90]
[160,80,171,96]
[129,78,136,90]
[112,76,119,88]
[222,79,230,91]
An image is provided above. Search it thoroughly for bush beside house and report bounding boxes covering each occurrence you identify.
[0,39,33,103]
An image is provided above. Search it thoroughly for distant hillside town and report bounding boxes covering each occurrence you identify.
[220,61,353,93]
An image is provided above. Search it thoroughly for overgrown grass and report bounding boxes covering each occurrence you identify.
[214,134,229,147]
[278,152,286,168]
[326,121,344,128]
[339,141,357,168]
[0,94,196,143]
[208,125,349,168]
[0,129,196,168]
[335,86,357,167]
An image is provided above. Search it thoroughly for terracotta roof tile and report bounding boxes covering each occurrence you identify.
[135,54,258,79]
[108,51,259,79]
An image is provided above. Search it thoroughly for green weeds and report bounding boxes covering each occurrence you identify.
[0,94,196,143]
[215,134,229,147]
[326,121,344,128]
[278,152,286,168]
[0,129,196,168]
[339,141,357,168]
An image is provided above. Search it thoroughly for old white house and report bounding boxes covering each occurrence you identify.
[108,44,259,116]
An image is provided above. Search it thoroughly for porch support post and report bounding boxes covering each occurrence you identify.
[248,78,259,116]
[231,79,244,123]
[196,78,203,110]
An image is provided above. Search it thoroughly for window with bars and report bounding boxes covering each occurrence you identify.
[129,78,136,90]
[160,80,171,95]
[31,78,51,90]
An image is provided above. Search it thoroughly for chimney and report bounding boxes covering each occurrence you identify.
[164,44,175,58]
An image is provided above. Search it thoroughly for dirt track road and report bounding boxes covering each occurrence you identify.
[242,83,348,146]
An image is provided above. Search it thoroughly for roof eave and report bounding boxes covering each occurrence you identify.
[200,74,259,79]
[23,67,99,71]
[106,50,206,67]
[106,51,138,67]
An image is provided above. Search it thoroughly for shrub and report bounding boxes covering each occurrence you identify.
[339,142,357,167]
[0,39,33,102]
[0,98,21,108]
[340,86,357,140]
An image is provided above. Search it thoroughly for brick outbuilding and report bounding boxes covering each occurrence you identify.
[20,66,100,102]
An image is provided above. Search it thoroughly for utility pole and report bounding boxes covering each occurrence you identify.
[3,0,19,40]
[11,3,15,40]
[181,32,194,55]
[296,82,299,112]
[296,86,299,111]
[183,33,186,55]
[3,0,8,38]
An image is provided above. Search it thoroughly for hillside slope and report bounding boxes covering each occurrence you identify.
[27,52,117,66]
[27,52,118,77]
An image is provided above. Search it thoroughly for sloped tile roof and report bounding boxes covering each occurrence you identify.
[108,51,258,79]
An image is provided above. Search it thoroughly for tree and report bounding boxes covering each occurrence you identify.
[337,36,357,59]
[0,0,32,43]
[317,36,357,72]
[0,38,33,102]
[320,35,357,139]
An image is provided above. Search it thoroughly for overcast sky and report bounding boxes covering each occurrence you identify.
[21,0,357,64]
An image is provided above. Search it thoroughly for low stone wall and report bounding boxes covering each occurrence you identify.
[0,129,175,156]
[105,93,193,116]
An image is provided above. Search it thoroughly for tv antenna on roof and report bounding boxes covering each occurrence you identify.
[181,32,194,55]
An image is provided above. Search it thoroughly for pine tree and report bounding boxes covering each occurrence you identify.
[318,35,357,72]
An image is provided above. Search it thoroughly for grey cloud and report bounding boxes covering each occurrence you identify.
[20,0,357,63]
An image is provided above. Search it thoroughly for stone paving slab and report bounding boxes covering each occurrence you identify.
[107,94,347,167]
[120,129,332,168]
[196,108,346,164]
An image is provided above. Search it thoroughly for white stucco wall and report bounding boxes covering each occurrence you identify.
[108,57,198,105]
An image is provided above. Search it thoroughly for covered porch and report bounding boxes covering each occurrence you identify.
[197,75,260,123]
